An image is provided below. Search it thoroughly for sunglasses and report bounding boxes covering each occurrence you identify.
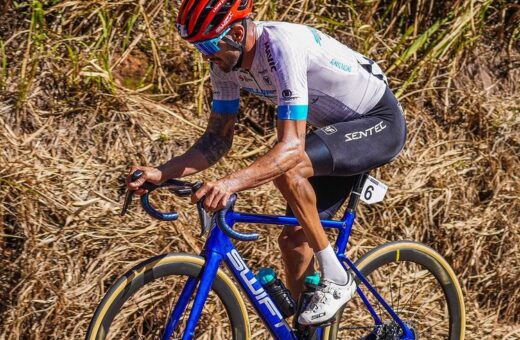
[192,27,231,56]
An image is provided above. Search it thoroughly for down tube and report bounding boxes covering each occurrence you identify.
[224,248,297,340]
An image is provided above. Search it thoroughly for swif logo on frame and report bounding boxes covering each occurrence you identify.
[226,249,291,330]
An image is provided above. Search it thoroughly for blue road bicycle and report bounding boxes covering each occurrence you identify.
[86,172,465,339]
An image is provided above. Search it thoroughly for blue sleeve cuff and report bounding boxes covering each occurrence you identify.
[212,99,239,114]
[277,105,308,120]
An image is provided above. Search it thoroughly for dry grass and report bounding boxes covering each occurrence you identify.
[0,0,519,339]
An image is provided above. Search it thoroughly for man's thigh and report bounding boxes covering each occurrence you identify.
[285,175,356,220]
[305,88,406,177]
[309,115,405,176]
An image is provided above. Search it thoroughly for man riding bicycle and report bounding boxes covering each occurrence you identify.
[127,0,406,326]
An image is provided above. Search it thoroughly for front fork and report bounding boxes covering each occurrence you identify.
[162,251,222,340]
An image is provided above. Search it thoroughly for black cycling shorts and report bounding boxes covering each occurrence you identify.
[286,87,406,219]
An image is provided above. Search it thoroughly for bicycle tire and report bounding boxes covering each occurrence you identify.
[86,253,250,340]
[323,241,465,339]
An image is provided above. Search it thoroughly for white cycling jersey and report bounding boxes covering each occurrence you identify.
[210,21,388,128]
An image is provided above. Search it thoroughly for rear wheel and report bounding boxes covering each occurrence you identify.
[86,253,250,340]
[324,241,465,339]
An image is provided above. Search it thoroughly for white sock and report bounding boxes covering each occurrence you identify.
[315,244,349,285]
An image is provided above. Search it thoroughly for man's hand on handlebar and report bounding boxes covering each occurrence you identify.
[125,166,236,212]
[191,179,234,212]
[121,170,257,240]
[126,166,163,195]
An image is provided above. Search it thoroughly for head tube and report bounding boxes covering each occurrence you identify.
[192,27,231,56]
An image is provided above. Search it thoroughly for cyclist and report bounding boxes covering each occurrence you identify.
[127,0,406,326]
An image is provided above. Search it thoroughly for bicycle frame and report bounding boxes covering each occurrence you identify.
[161,206,415,340]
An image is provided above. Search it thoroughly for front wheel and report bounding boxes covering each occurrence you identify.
[86,253,250,340]
[324,241,465,339]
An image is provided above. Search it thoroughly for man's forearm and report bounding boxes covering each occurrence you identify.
[158,131,232,180]
[157,149,210,179]
[224,141,302,192]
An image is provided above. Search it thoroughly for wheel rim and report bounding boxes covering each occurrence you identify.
[86,255,250,340]
[104,273,233,339]
[336,260,451,338]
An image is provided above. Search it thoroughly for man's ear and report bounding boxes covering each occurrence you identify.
[230,24,245,43]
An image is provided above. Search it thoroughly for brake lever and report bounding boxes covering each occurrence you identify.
[121,190,134,216]
[192,181,212,237]
[121,170,144,216]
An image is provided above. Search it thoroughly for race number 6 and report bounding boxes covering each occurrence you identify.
[364,185,374,201]
[360,177,388,205]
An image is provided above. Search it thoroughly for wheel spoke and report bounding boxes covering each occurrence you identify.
[402,266,425,317]
[389,262,395,309]
[396,262,403,314]
[408,291,444,321]
[333,245,460,339]
[420,318,446,334]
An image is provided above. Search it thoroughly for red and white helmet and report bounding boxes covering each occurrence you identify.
[177,0,253,43]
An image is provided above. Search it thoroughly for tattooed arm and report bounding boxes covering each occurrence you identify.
[157,112,237,180]
[190,118,308,210]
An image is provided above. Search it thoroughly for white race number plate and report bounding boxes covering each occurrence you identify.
[360,176,388,204]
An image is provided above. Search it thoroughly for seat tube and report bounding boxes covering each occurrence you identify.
[336,173,368,254]
[181,251,222,340]
[335,211,355,255]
